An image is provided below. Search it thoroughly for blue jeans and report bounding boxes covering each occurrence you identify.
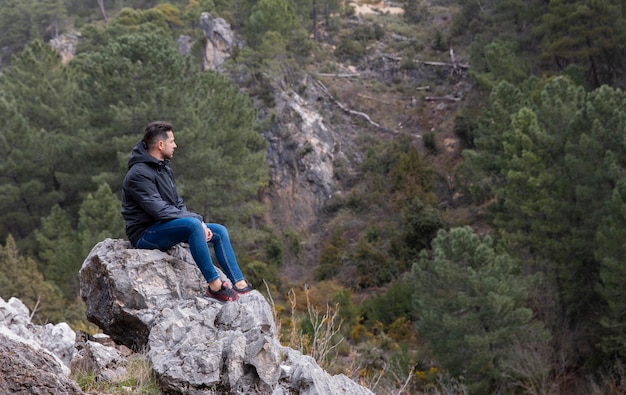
[134,217,244,284]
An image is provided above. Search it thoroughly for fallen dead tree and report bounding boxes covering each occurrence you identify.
[312,78,393,133]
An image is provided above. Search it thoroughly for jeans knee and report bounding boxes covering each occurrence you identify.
[211,223,228,237]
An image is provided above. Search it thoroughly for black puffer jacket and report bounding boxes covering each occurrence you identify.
[122,141,202,245]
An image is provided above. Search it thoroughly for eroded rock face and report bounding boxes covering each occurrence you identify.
[200,12,237,70]
[80,238,374,395]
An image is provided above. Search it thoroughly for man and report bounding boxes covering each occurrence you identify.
[122,121,252,303]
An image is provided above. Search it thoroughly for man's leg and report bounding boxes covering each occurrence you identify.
[205,223,245,284]
[135,218,220,283]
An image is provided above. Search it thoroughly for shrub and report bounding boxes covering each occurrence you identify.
[335,37,366,63]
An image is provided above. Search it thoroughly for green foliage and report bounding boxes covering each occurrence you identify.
[0,9,270,323]
[172,70,268,242]
[0,0,35,60]
[243,259,278,287]
[78,183,126,256]
[0,235,65,323]
[35,205,82,299]
[74,27,268,249]
[354,232,397,288]
[240,0,313,70]
[465,76,626,372]
[422,131,438,155]
[361,279,413,328]
[315,227,346,281]
[595,162,626,360]
[400,198,445,259]
[0,0,70,66]
[76,7,177,54]
[535,0,626,87]
[461,80,529,203]
[110,7,173,36]
[0,39,82,250]
[334,23,383,64]
[334,37,366,63]
[282,229,303,264]
[403,0,429,24]
[246,0,299,48]
[352,23,384,42]
[36,184,123,301]
[264,233,283,266]
[470,40,530,90]
[333,288,358,325]
[388,140,437,205]
[452,112,477,149]
[412,226,546,393]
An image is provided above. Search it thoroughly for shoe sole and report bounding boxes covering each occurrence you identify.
[205,292,238,303]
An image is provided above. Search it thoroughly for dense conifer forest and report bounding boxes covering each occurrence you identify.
[2,0,626,393]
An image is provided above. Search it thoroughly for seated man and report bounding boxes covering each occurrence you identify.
[122,121,252,303]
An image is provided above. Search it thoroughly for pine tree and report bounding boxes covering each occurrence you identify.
[35,205,82,299]
[535,0,626,87]
[247,0,299,47]
[412,226,547,393]
[77,183,125,257]
[596,180,626,360]
[466,76,626,368]
[0,39,84,250]
[0,235,65,324]
[0,0,36,64]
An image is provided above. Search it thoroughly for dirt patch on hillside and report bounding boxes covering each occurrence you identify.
[350,0,404,15]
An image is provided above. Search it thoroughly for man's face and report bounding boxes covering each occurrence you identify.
[160,130,177,160]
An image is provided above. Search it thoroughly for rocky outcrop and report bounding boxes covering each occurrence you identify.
[0,236,374,394]
[49,30,80,64]
[0,333,85,395]
[200,12,237,71]
[80,238,374,395]
[262,77,356,235]
[0,297,85,394]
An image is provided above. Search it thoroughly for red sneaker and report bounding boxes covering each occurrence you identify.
[206,282,238,303]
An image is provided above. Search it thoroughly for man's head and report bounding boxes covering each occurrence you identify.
[143,121,176,160]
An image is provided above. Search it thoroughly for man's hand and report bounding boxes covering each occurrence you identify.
[204,224,213,242]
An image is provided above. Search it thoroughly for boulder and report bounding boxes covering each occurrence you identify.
[80,238,374,395]
[0,296,76,375]
[0,333,85,395]
[0,297,85,394]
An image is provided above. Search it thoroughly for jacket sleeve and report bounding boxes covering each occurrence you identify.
[126,171,203,222]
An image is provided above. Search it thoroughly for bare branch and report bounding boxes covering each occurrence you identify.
[312,78,393,133]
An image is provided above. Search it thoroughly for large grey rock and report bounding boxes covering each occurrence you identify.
[80,238,374,395]
[0,296,76,375]
[79,239,206,350]
[0,297,84,394]
[0,333,85,395]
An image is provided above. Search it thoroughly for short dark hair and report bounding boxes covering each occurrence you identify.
[143,121,173,150]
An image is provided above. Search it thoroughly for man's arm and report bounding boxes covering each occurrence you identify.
[127,172,202,222]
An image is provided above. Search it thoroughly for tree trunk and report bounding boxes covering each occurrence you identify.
[97,0,108,23]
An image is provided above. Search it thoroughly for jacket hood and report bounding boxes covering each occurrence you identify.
[128,140,168,169]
